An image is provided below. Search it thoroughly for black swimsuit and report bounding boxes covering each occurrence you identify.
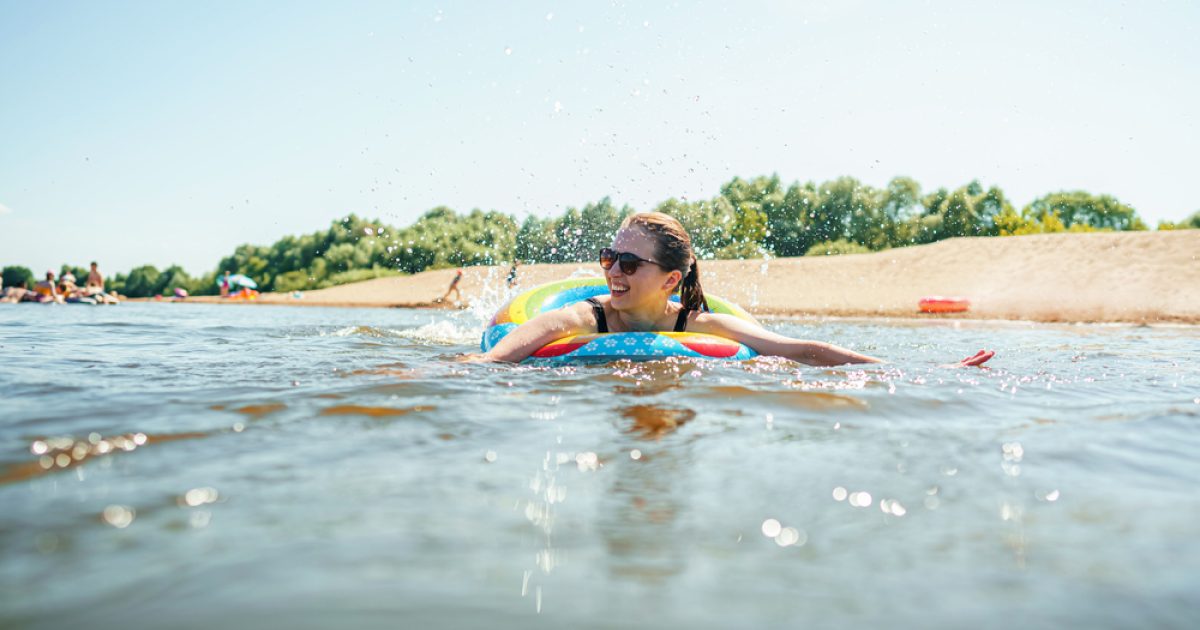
[586,297,689,333]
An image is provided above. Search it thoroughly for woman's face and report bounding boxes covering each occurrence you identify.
[606,228,680,309]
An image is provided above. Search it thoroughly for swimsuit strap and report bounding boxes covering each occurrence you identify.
[674,307,691,332]
[585,297,608,333]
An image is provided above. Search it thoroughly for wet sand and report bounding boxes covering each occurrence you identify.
[185,230,1200,324]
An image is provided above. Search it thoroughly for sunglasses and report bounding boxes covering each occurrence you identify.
[599,247,670,275]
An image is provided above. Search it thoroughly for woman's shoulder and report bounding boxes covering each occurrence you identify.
[537,300,600,328]
[688,310,758,333]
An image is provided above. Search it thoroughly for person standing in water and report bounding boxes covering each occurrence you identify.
[466,212,994,367]
[506,261,520,288]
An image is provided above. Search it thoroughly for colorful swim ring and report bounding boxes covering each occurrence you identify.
[919,296,971,313]
[481,278,758,361]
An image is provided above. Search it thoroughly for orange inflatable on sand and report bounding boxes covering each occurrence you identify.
[919,296,970,314]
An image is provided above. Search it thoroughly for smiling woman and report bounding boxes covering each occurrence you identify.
[467,212,995,367]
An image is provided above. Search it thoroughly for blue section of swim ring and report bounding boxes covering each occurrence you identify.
[542,332,757,362]
[481,323,516,352]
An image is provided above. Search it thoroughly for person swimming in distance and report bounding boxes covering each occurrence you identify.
[464,212,994,367]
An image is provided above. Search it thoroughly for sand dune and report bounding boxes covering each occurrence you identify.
[189,230,1200,324]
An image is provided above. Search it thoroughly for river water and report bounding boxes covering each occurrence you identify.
[1,302,1198,628]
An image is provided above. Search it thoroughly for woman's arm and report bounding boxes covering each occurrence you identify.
[694,313,993,368]
[462,304,595,363]
[692,313,882,366]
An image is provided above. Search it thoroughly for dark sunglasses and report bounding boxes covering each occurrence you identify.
[599,247,669,275]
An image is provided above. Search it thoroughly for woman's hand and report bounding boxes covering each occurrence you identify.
[943,349,995,368]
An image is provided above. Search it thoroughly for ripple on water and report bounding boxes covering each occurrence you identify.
[1,304,1197,627]
[319,404,436,418]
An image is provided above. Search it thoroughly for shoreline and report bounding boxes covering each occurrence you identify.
[126,230,1200,325]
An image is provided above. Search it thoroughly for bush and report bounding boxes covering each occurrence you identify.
[319,267,402,288]
[804,239,872,257]
[273,270,312,293]
[2,265,34,288]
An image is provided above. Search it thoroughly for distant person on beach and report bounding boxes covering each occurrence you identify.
[1,280,32,303]
[34,271,64,304]
[220,271,232,298]
[436,268,464,304]
[83,262,119,303]
[86,262,104,291]
[506,261,520,288]
[58,269,80,295]
[466,212,994,367]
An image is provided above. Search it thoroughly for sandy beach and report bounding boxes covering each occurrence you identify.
[186,230,1200,324]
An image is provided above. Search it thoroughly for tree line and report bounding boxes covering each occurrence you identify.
[3,174,1196,298]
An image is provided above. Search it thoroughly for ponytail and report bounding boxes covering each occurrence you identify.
[679,259,708,312]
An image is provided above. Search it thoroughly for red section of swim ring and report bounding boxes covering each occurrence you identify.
[531,341,587,358]
[680,340,740,358]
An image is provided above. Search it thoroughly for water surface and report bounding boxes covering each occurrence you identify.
[1,303,1198,629]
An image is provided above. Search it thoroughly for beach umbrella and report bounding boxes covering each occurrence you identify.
[216,274,258,289]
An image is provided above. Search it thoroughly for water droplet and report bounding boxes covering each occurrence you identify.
[761,518,782,538]
[102,505,135,528]
[775,527,802,547]
[832,487,848,501]
[182,487,219,507]
[504,47,513,55]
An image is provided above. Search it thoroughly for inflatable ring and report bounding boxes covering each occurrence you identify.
[481,278,758,361]
[919,296,970,314]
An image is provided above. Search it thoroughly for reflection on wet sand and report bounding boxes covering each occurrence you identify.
[620,405,697,439]
[318,404,435,418]
[0,431,212,485]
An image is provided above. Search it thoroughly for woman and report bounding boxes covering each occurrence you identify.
[469,212,993,367]
[34,271,64,304]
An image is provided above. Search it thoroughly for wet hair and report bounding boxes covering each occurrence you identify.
[620,212,708,312]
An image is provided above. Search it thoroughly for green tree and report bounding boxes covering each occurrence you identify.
[2,266,35,289]
[123,265,161,298]
[1026,191,1144,231]
[804,177,862,247]
[156,265,194,296]
[2,265,35,289]
[805,239,872,257]
[1158,210,1200,230]
[515,215,552,263]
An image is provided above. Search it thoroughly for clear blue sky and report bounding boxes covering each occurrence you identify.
[2,0,1197,276]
